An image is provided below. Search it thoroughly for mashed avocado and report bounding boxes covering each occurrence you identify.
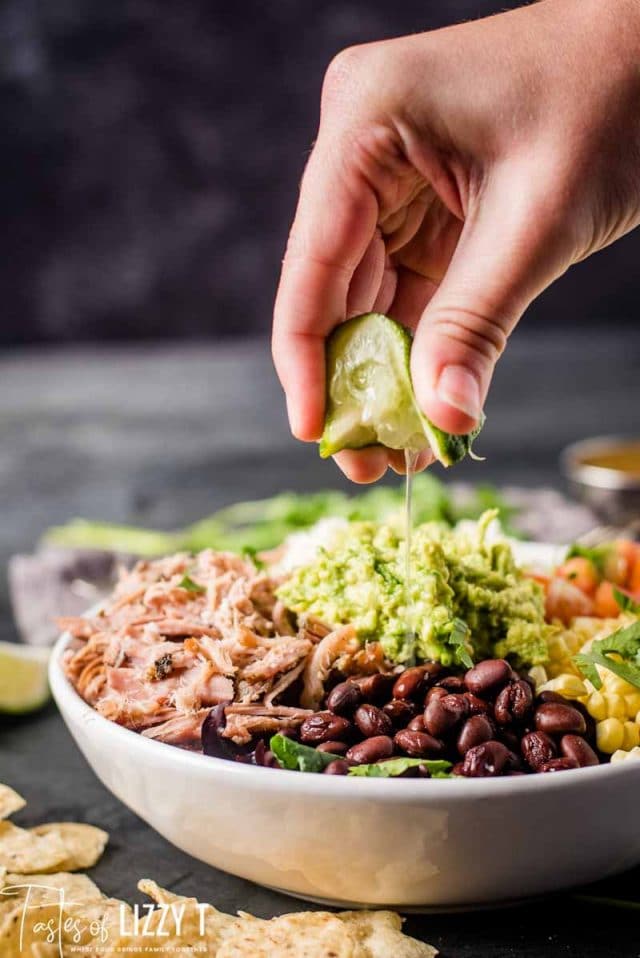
[277,512,550,668]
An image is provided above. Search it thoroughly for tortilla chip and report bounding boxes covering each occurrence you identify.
[0,872,124,957]
[30,822,108,871]
[218,911,358,957]
[338,910,437,958]
[0,821,67,874]
[3,871,104,903]
[103,881,239,957]
[219,908,437,958]
[129,884,436,958]
[0,786,25,821]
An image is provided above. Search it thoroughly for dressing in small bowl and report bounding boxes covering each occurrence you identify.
[561,436,640,524]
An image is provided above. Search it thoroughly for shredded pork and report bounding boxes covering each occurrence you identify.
[62,549,383,750]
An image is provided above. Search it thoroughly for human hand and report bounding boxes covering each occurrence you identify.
[272,0,640,481]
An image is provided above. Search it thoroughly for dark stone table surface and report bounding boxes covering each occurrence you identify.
[1,329,640,957]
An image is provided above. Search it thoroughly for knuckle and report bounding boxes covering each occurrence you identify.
[431,306,509,365]
[322,43,376,105]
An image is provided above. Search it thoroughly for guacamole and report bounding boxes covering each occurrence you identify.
[277,512,550,668]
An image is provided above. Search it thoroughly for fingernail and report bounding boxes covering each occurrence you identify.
[436,365,482,421]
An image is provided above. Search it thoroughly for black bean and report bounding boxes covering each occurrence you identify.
[460,740,511,777]
[251,740,280,768]
[498,728,522,753]
[538,757,579,773]
[560,734,599,768]
[537,690,567,705]
[465,659,514,697]
[346,736,394,764]
[326,681,362,716]
[352,673,395,704]
[534,702,586,737]
[424,686,448,706]
[463,692,493,716]
[316,740,348,755]
[354,704,393,738]
[457,715,494,755]
[424,662,446,683]
[407,714,427,732]
[383,699,418,728]
[570,700,597,742]
[424,693,468,737]
[324,760,350,775]
[494,680,534,725]
[521,731,557,771]
[394,729,444,758]
[392,666,431,700]
[300,712,352,745]
[437,675,467,693]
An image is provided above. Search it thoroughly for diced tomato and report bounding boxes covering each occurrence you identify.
[556,557,599,597]
[629,552,640,594]
[604,540,640,588]
[545,578,594,625]
[593,580,622,618]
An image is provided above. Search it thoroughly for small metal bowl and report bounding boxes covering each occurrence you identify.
[561,435,640,525]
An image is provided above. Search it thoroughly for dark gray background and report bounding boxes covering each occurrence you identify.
[2,0,639,345]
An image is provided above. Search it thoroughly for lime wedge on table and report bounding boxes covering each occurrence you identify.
[319,313,484,467]
[0,642,50,715]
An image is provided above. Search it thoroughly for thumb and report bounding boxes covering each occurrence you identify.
[411,171,567,435]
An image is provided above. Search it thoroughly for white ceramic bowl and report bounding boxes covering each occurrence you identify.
[50,632,640,910]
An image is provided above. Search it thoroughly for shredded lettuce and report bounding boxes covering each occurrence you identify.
[269,734,336,773]
[348,758,453,778]
[43,476,518,556]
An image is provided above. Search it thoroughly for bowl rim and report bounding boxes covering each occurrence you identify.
[561,435,640,491]
[50,630,640,802]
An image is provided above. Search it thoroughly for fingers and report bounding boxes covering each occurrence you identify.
[411,169,566,434]
[333,445,434,482]
[333,448,390,483]
[387,448,434,474]
[272,133,378,441]
[346,231,386,317]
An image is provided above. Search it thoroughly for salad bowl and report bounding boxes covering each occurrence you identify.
[50,629,640,910]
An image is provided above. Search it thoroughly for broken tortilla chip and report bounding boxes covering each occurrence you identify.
[30,822,108,872]
[0,786,25,821]
[0,821,68,874]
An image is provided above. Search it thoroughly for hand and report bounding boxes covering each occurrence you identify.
[272,0,640,481]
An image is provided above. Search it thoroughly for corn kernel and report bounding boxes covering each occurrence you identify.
[539,675,587,699]
[624,693,640,715]
[586,691,608,721]
[604,693,628,719]
[603,674,636,697]
[622,722,640,750]
[596,717,625,754]
[528,666,548,689]
[611,746,640,763]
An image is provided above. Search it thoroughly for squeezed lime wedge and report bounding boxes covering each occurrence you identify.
[0,641,50,715]
[319,313,484,467]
